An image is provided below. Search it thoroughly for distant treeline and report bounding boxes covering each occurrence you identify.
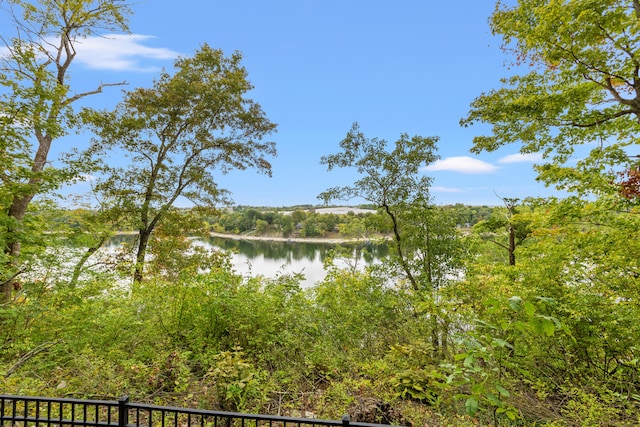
[205,204,497,238]
[45,204,496,239]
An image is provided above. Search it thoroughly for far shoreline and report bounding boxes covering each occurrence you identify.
[209,231,387,245]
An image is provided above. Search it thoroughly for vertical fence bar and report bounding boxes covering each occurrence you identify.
[118,397,129,427]
[0,397,398,427]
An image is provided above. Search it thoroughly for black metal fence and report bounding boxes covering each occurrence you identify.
[0,395,400,427]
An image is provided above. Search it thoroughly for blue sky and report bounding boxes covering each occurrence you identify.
[7,0,562,207]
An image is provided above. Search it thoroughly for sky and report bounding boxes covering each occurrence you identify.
[5,0,562,207]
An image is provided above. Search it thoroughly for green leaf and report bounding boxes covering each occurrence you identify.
[523,301,536,317]
[486,392,501,406]
[463,354,475,368]
[454,352,468,361]
[535,296,556,306]
[465,397,479,416]
[537,316,556,337]
[507,296,522,311]
[492,338,513,349]
[495,384,510,397]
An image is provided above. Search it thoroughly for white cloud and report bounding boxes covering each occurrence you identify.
[431,186,464,193]
[498,153,543,163]
[74,34,180,72]
[79,174,97,182]
[0,111,30,127]
[424,156,497,174]
[0,34,180,72]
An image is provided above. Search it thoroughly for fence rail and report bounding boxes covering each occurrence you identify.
[0,395,400,427]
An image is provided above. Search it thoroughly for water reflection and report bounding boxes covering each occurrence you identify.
[104,234,389,287]
[202,237,389,287]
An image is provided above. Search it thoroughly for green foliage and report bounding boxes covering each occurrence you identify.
[299,214,326,237]
[1,0,132,303]
[387,341,442,405]
[462,0,640,197]
[442,294,564,423]
[318,123,439,208]
[310,268,409,364]
[457,3,640,421]
[205,346,267,411]
[208,206,385,240]
[472,199,532,266]
[3,2,640,425]
[78,44,277,282]
[1,208,639,426]
[318,123,456,294]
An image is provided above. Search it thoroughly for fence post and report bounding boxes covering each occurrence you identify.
[118,396,130,427]
[342,414,350,427]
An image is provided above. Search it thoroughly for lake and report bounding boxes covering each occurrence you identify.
[105,234,389,287]
[201,236,389,287]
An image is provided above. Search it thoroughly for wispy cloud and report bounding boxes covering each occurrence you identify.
[498,153,543,163]
[0,34,180,72]
[74,34,180,72]
[431,186,464,193]
[424,156,497,174]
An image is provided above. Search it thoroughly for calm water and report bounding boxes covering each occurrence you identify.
[201,236,389,287]
[106,234,389,287]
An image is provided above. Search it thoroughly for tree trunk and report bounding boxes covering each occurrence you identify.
[508,224,516,266]
[2,195,34,303]
[133,229,151,285]
[431,314,439,356]
[383,203,418,290]
[1,265,20,305]
[2,134,53,304]
[69,235,108,288]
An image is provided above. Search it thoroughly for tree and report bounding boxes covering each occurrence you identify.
[459,5,640,418]
[337,216,370,241]
[277,214,294,236]
[319,124,464,355]
[318,123,443,291]
[64,191,131,288]
[0,0,131,303]
[461,0,640,196]
[81,44,277,284]
[472,195,531,266]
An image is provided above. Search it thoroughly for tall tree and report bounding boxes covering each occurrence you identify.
[81,44,277,284]
[0,0,131,303]
[459,3,640,420]
[319,124,464,354]
[461,0,640,195]
[318,123,446,292]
